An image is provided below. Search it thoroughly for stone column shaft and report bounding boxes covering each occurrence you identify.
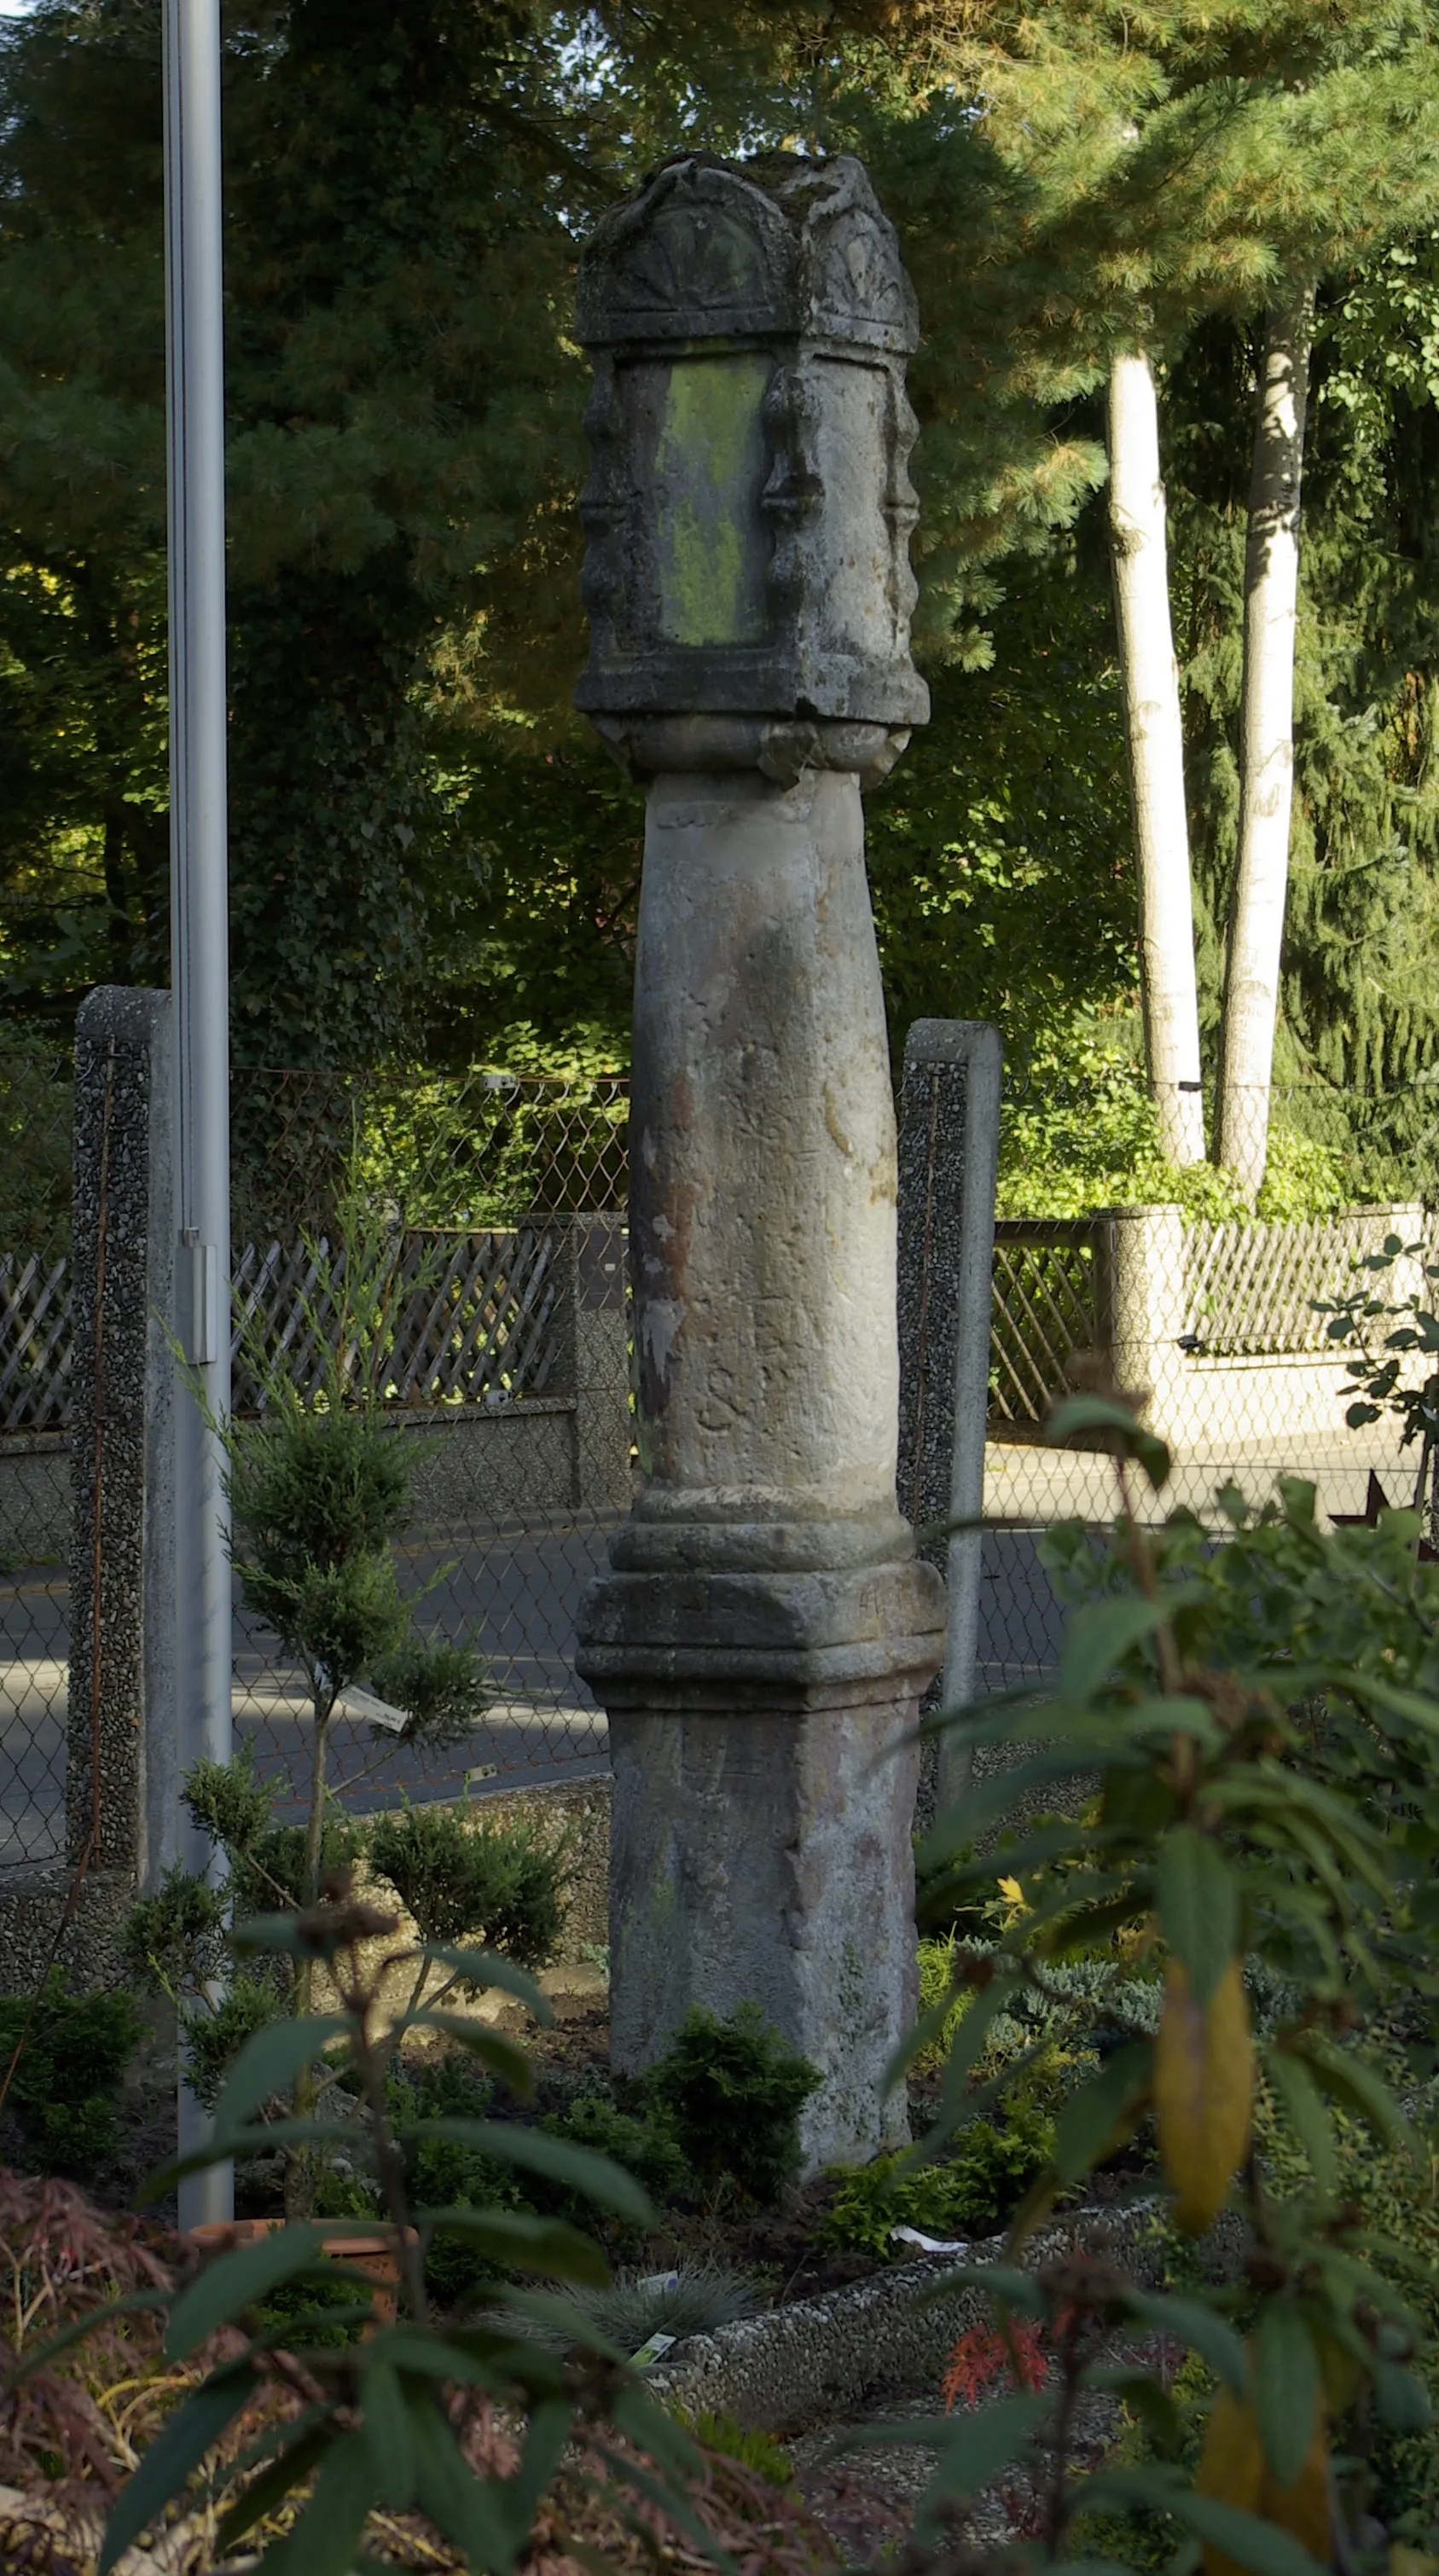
[572,147,943,2172]
[579,769,943,2167]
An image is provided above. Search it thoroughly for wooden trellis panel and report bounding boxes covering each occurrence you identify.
[989,1221,1101,1426]
[1182,1207,1421,1355]
[231,1227,567,1413]
[0,1251,73,1432]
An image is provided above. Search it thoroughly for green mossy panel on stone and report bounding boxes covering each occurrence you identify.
[653,353,771,647]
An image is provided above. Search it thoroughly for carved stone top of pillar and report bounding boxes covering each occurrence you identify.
[573,152,928,783]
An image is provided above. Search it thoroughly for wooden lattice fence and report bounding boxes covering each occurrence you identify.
[231,1227,568,1412]
[0,1226,578,1434]
[989,1221,1102,1425]
[0,1251,73,1433]
[1181,1205,1424,1357]
[5,1203,1435,1440]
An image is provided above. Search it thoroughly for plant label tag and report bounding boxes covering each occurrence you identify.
[892,2225,971,2255]
[338,1685,409,1736]
[630,2331,677,2370]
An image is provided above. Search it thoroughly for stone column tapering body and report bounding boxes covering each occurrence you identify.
[572,153,944,2169]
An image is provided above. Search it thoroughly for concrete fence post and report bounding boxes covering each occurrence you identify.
[1094,1203,1187,1439]
[67,988,178,1894]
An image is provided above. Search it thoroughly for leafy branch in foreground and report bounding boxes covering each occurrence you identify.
[1320,1232,1439,1543]
[894,1390,1439,2574]
[25,1882,714,2576]
[122,1766,572,2221]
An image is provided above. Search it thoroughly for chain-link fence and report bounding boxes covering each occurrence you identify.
[0,1064,630,1865]
[0,1051,74,1868]
[4,1043,1435,1868]
[974,1184,1431,1702]
[228,1071,630,1829]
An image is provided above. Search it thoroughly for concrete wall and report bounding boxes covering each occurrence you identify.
[0,1372,634,1563]
[385,1395,627,1527]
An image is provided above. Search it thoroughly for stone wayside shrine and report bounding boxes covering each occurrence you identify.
[572,151,945,2167]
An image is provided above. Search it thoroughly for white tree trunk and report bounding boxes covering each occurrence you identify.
[1107,351,1205,1165]
[1216,285,1315,1198]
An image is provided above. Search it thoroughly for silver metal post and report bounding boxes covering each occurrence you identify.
[164,0,233,2231]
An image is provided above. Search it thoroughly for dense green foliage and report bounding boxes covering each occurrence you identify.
[80,1894,697,2576]
[368,1801,567,1965]
[5,0,1439,1192]
[123,1761,566,2120]
[893,1393,1439,2564]
[643,2002,820,2208]
[0,1971,142,2177]
[397,2049,538,2307]
[544,2091,689,2218]
[819,2109,1054,2258]
[0,0,606,1061]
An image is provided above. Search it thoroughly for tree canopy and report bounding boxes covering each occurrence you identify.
[3,0,1439,1197]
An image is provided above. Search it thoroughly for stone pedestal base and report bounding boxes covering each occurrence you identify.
[580,1551,943,2170]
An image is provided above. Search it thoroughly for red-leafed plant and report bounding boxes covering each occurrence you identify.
[943,2318,1049,2411]
[0,2172,178,2493]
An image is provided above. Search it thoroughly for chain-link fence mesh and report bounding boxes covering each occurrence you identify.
[973,1082,1431,1703]
[227,1072,629,1827]
[0,1063,630,1865]
[0,1051,74,1868]
[3,1046,1434,1865]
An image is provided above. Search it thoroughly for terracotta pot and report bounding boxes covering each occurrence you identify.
[183,2216,413,2328]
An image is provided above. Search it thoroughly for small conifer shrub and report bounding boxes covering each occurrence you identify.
[644,2003,819,2206]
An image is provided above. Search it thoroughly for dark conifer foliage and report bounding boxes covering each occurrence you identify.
[3,0,1439,1166]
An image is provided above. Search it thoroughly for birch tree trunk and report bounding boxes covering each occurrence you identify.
[1107,351,1205,1166]
[1216,284,1316,1198]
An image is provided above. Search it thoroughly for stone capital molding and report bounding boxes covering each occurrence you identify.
[574,152,928,760]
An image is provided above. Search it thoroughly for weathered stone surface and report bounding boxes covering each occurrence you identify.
[626,769,904,1527]
[575,153,939,2173]
[577,765,943,2167]
[647,2202,1241,2431]
[575,152,928,768]
[606,1692,925,2165]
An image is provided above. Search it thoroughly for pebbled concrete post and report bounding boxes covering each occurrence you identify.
[572,153,945,2169]
[896,1020,1003,1823]
[67,986,178,1893]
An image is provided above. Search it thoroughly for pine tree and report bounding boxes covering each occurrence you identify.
[0,0,611,1062]
[823,0,1439,1185]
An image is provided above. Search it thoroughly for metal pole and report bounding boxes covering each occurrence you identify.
[164,0,233,2231]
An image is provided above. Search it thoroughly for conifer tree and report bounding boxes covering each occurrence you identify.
[0,0,612,1061]
[821,0,1439,1185]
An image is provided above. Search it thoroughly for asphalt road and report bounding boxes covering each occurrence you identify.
[0,1517,1071,1865]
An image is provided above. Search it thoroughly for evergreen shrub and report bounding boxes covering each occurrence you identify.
[0,1971,142,2176]
[369,1801,566,1965]
[818,2107,1055,2260]
[546,2092,688,2213]
[396,2052,534,2308]
[644,2004,820,2207]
